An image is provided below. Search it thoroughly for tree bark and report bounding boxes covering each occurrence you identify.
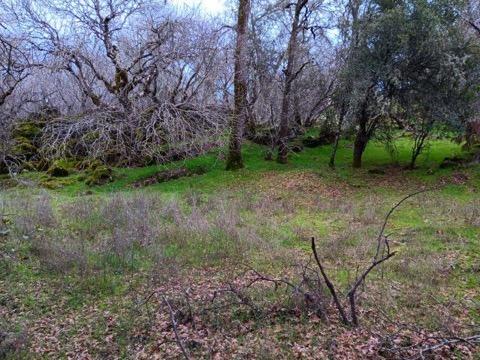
[352,93,376,169]
[353,113,369,169]
[226,0,251,170]
[465,121,480,149]
[329,107,345,168]
[277,0,308,164]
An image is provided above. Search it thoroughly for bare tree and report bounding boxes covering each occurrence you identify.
[21,0,165,112]
[465,0,480,37]
[276,0,309,164]
[226,0,251,170]
[0,16,32,174]
[0,29,30,108]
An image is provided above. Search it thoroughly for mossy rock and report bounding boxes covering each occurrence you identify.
[47,160,76,177]
[290,140,304,153]
[85,166,113,186]
[75,159,103,171]
[47,166,69,178]
[131,166,206,188]
[249,126,276,146]
[40,177,75,190]
[0,176,17,189]
[439,156,467,169]
[302,127,336,148]
[189,165,208,176]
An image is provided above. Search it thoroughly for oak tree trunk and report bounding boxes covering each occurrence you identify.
[277,0,308,164]
[353,111,369,169]
[226,0,251,170]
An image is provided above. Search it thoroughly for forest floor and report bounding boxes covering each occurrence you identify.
[1,136,479,359]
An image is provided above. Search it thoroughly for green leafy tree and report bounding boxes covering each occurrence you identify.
[338,0,479,168]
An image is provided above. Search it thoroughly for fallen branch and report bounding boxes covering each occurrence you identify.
[408,335,480,359]
[374,189,429,260]
[310,190,429,326]
[311,237,349,325]
[161,295,191,360]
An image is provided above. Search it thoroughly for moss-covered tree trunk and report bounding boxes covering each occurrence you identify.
[226,0,251,171]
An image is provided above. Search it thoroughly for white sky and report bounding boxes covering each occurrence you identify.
[171,0,226,14]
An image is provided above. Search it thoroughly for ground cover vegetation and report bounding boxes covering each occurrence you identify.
[1,0,480,358]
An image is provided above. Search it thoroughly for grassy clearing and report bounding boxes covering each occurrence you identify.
[9,136,475,197]
[1,137,479,358]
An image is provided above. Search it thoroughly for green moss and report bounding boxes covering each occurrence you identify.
[75,159,103,171]
[85,166,113,186]
[12,136,37,157]
[40,177,76,189]
[13,122,43,139]
[47,159,78,178]
[48,167,69,177]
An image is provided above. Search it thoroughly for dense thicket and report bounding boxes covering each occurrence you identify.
[0,0,479,176]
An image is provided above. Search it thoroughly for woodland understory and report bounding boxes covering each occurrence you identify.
[1,0,480,358]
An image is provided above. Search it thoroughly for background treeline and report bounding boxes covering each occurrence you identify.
[1,0,480,179]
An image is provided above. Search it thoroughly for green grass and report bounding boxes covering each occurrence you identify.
[1,135,479,358]
[13,136,473,199]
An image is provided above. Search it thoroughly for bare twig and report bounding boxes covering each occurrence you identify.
[374,189,429,260]
[409,335,480,359]
[311,237,350,325]
[161,295,191,360]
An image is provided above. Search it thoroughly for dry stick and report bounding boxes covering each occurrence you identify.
[348,189,430,326]
[248,267,301,292]
[374,189,429,260]
[346,251,396,326]
[311,237,350,325]
[312,190,430,327]
[412,335,480,360]
[161,295,191,360]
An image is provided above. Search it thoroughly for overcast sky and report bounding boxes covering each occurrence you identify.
[170,0,226,14]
